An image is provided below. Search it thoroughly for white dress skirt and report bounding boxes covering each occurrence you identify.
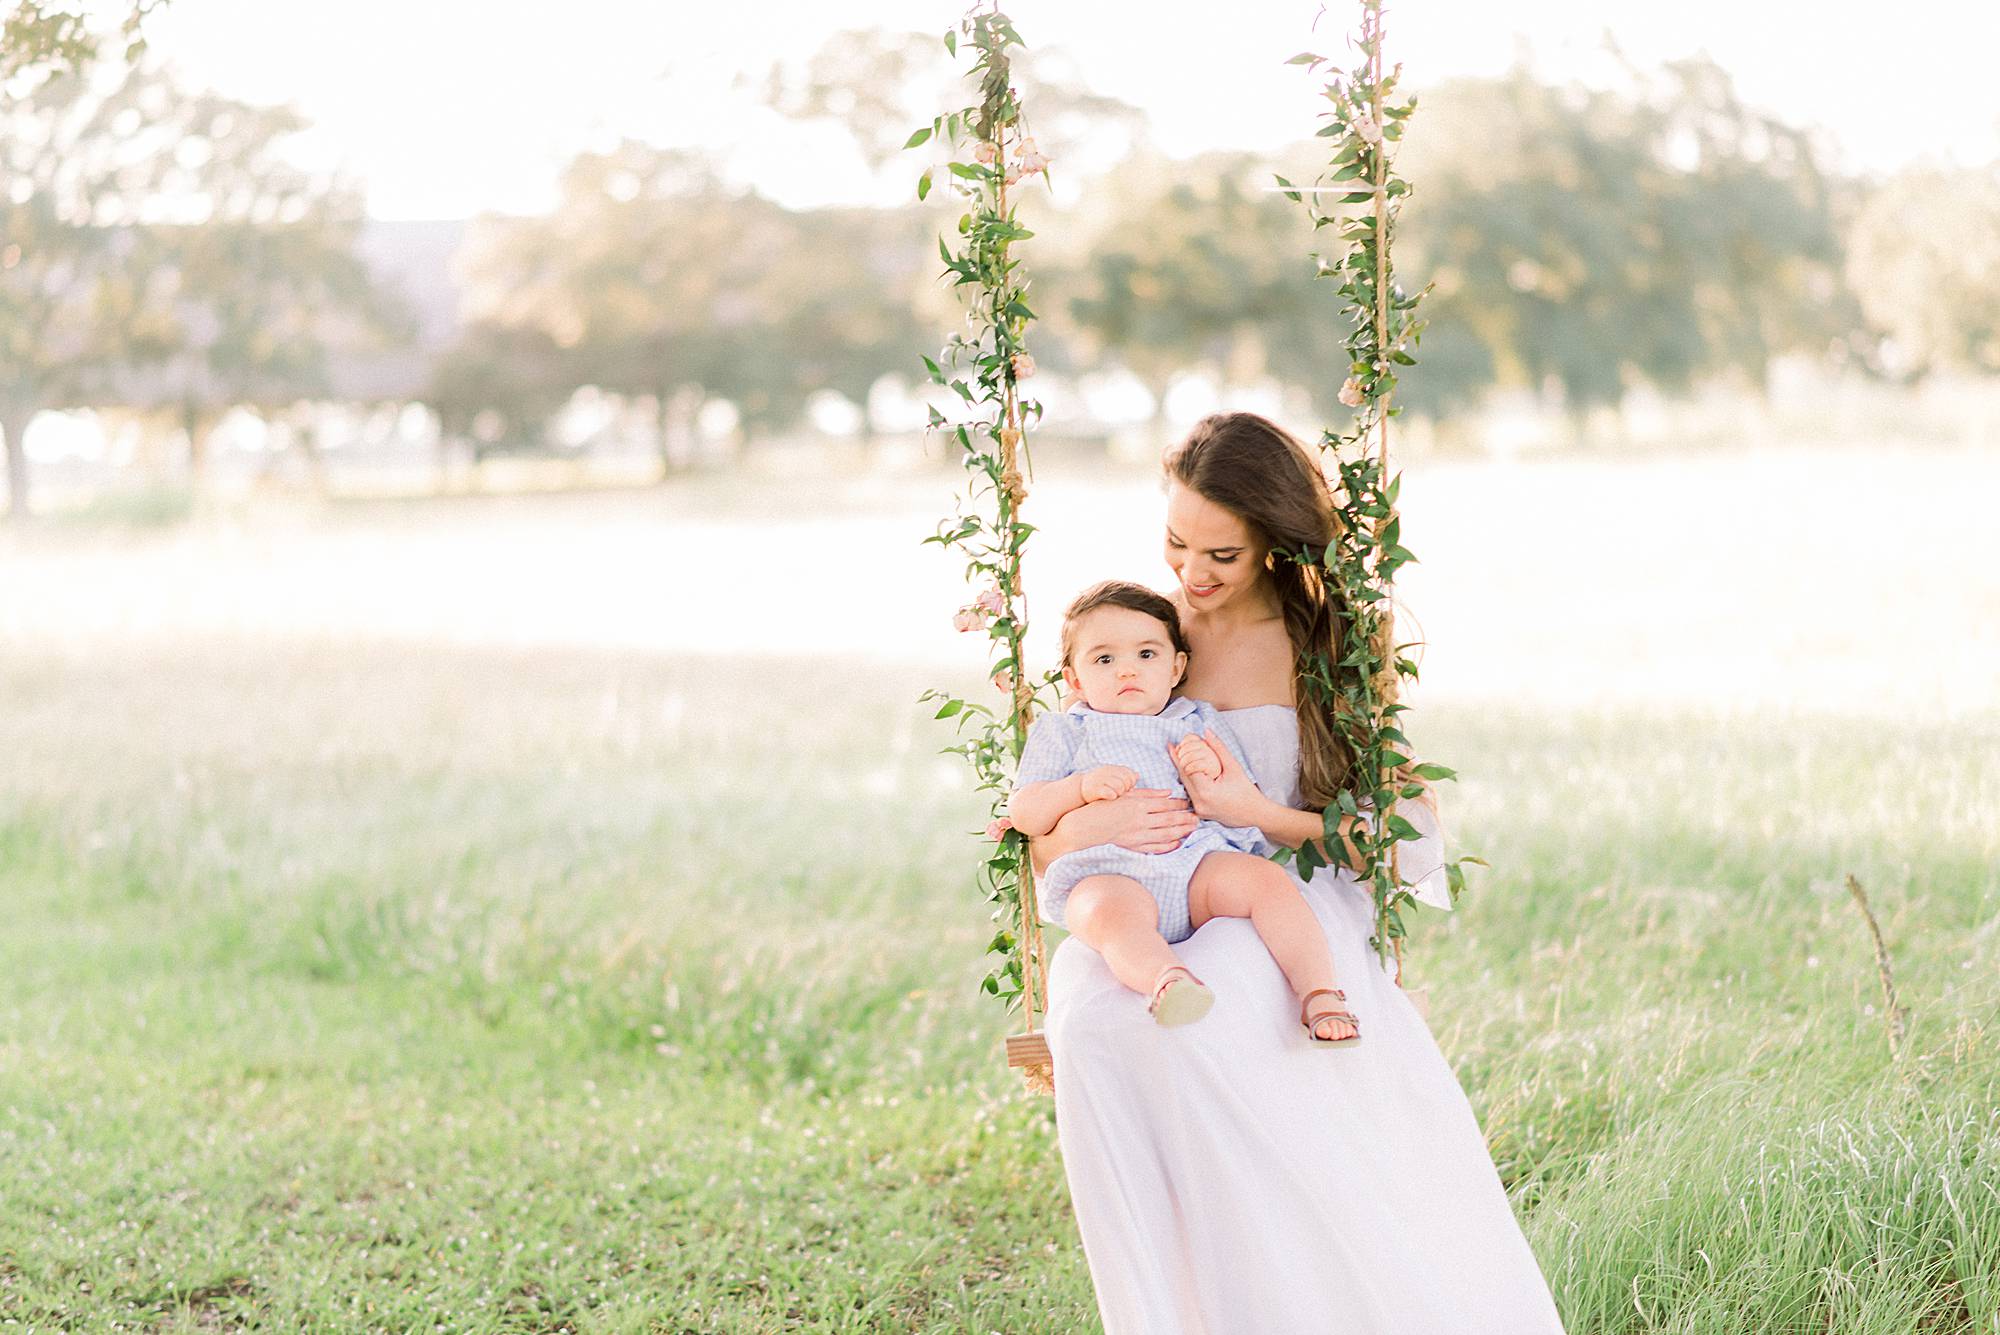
[1045,704,1567,1334]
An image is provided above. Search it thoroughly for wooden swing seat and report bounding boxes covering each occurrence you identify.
[1004,1028,1052,1070]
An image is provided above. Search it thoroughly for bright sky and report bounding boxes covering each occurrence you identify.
[142,0,2000,220]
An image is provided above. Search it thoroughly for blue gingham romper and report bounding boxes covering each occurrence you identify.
[1016,695,1272,945]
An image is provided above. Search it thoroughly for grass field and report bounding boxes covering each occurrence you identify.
[3,448,1997,1332]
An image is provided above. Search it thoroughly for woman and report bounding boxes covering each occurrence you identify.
[1030,412,1566,1334]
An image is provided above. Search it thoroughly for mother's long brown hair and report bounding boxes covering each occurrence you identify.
[1164,411,1395,809]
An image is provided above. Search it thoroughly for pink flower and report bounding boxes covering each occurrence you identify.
[953,607,985,632]
[1350,112,1383,145]
[992,667,1016,695]
[984,816,1014,842]
[1338,377,1365,408]
[974,141,997,165]
[974,586,1005,616]
[1016,137,1049,175]
[1011,353,1036,379]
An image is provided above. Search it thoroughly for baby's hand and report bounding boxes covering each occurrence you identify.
[1079,764,1140,803]
[1172,734,1222,781]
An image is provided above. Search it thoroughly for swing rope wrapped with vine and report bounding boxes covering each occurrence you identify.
[916,0,1474,1096]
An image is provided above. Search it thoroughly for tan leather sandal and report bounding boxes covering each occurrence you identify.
[1300,987,1362,1046]
[1147,964,1215,1027]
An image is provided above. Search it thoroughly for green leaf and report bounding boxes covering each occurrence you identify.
[1413,763,1456,781]
[934,700,963,719]
[904,126,933,150]
[944,29,957,57]
[917,168,933,201]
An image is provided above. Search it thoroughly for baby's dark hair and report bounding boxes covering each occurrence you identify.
[1059,581,1189,669]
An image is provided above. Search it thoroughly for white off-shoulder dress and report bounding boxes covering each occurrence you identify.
[1045,703,1567,1334]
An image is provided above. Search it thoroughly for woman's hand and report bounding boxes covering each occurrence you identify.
[1028,787,1198,876]
[1176,727,1271,830]
[1170,734,1222,781]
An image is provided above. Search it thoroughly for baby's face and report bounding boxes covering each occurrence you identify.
[1062,605,1186,716]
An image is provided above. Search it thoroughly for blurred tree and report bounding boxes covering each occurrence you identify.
[1063,153,1320,435]
[137,87,407,484]
[758,26,1149,181]
[0,54,404,514]
[1,59,175,517]
[1846,166,2000,376]
[755,28,953,172]
[1392,57,1844,427]
[426,321,575,462]
[753,205,933,451]
[1,0,162,90]
[3,3,171,512]
[453,141,934,467]
[454,144,764,471]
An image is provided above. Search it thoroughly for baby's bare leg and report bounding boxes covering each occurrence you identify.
[1064,874,1185,996]
[1188,852,1353,1039]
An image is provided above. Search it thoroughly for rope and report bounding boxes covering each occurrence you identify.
[1367,0,1409,997]
[994,131,1052,1089]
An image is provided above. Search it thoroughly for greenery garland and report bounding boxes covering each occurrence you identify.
[909,3,1057,1045]
[912,0,1476,1053]
[1275,0,1481,970]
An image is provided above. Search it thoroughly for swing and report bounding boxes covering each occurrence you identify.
[916,1,1448,1097]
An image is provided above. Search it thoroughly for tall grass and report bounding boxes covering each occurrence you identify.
[1,636,1993,1331]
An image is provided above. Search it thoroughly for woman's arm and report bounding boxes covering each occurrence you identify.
[1025,788,1198,877]
[1223,770,1444,877]
[1175,725,1372,873]
[1247,796,1369,873]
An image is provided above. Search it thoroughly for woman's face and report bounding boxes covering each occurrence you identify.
[1164,480,1269,613]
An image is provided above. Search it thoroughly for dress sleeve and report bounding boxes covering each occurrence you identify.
[1015,712,1081,787]
[1393,792,1454,911]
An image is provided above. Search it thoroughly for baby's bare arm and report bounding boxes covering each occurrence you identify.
[1009,776,1087,838]
[1011,766,1138,836]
